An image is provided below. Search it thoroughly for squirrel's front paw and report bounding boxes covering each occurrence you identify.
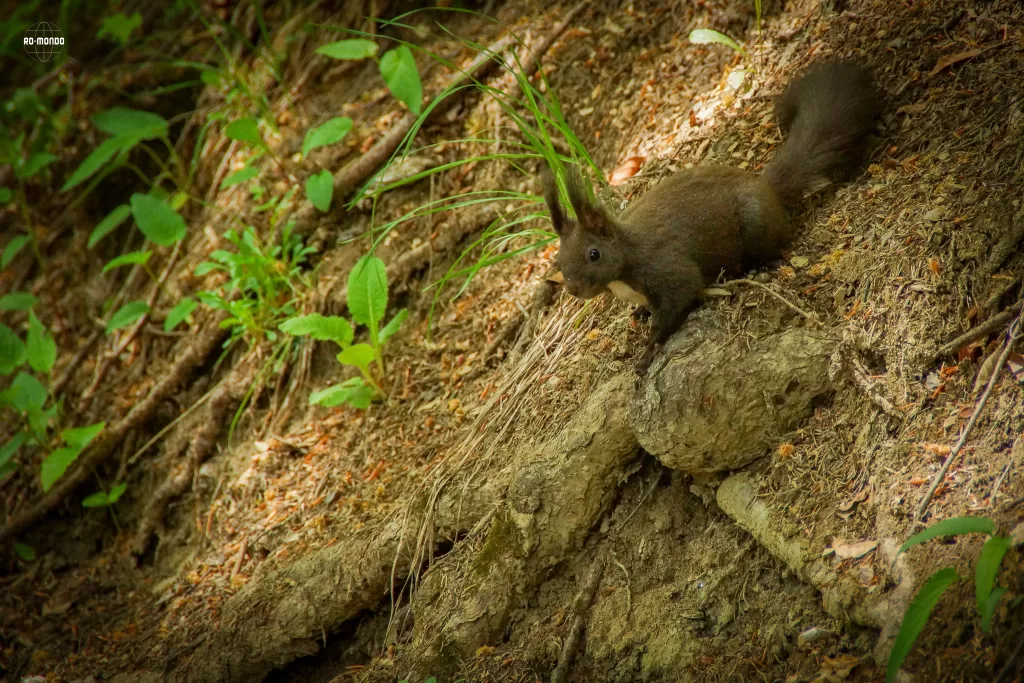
[635,343,662,376]
[630,307,651,323]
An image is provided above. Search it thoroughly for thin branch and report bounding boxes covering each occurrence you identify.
[725,278,815,321]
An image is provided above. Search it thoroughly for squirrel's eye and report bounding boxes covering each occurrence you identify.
[588,248,601,263]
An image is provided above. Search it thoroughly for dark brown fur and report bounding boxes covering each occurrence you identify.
[544,60,881,374]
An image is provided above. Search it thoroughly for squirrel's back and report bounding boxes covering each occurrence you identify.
[763,60,881,208]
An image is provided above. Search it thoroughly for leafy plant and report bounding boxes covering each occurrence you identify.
[280,254,407,408]
[317,39,422,115]
[688,28,746,55]
[97,12,142,45]
[887,516,1016,681]
[195,222,316,348]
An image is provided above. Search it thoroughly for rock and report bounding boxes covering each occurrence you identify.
[631,327,835,474]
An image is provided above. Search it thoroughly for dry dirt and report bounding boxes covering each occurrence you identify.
[2,0,1024,682]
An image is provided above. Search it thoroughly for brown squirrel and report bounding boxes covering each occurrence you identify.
[544,60,881,374]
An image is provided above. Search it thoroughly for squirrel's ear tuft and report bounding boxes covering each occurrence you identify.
[541,170,566,234]
[564,165,593,216]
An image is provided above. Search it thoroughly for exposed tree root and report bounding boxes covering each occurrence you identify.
[550,553,606,683]
[0,314,229,546]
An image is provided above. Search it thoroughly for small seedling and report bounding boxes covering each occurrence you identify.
[316,39,422,115]
[887,516,1017,681]
[280,254,407,408]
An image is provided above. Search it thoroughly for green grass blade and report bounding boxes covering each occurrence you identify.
[887,567,959,682]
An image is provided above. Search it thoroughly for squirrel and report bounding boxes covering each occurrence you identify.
[543,59,882,374]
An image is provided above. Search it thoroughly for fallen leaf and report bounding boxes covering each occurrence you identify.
[929,258,941,275]
[837,489,869,512]
[832,539,878,560]
[702,287,733,297]
[929,48,982,76]
[924,207,946,221]
[909,477,928,485]
[1011,521,1024,546]
[897,102,928,115]
[689,109,699,127]
[790,255,809,268]
[608,156,645,185]
[547,270,565,284]
[1008,353,1024,384]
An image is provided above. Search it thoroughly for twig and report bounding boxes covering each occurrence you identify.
[51,328,101,397]
[551,554,605,683]
[842,353,904,421]
[725,278,815,321]
[931,301,1023,363]
[915,307,1023,522]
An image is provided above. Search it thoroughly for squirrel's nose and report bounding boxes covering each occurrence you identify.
[564,280,580,296]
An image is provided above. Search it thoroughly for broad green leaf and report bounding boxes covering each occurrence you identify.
[108,481,127,503]
[310,377,374,409]
[305,169,333,212]
[102,250,152,273]
[130,193,187,245]
[26,311,56,373]
[688,28,745,53]
[62,421,105,449]
[14,543,35,561]
[336,343,375,369]
[225,117,265,150]
[3,372,47,412]
[886,567,959,682]
[97,12,142,44]
[220,166,259,189]
[981,586,1007,633]
[899,517,995,555]
[378,308,408,344]
[0,432,27,469]
[302,117,353,158]
[164,297,197,331]
[0,188,11,205]
[200,70,223,87]
[279,313,353,346]
[194,262,222,276]
[92,107,167,138]
[105,300,149,334]
[976,535,1011,629]
[41,445,83,492]
[0,292,37,311]
[16,152,57,179]
[315,39,378,60]
[61,134,129,191]
[0,323,26,375]
[2,234,30,268]
[89,204,131,248]
[347,255,388,328]
[379,46,422,115]
[82,490,109,508]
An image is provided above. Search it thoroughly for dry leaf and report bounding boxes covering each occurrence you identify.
[689,109,699,127]
[973,340,1007,393]
[608,156,645,186]
[547,270,565,284]
[929,48,982,76]
[837,489,869,512]
[897,102,928,115]
[1008,353,1024,384]
[929,258,941,275]
[832,539,878,560]
[909,477,928,485]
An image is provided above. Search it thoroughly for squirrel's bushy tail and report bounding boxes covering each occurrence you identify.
[763,60,881,208]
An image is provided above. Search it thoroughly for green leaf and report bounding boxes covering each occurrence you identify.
[62,421,105,449]
[130,193,187,246]
[41,445,83,492]
[14,543,35,561]
[82,490,109,508]
[887,567,959,682]
[26,311,56,374]
[899,517,995,555]
[975,535,1011,629]
[164,297,197,331]
[315,39,378,60]
[61,134,130,192]
[225,117,266,150]
[194,262,222,276]
[379,46,422,115]
[981,586,1007,633]
[2,234,31,268]
[200,69,223,87]
[16,152,57,179]
[0,291,37,311]
[0,323,26,375]
[301,116,353,159]
[688,28,745,53]
[0,188,11,205]
[305,169,333,212]
[10,88,40,120]
[279,313,353,346]
[347,255,388,328]
[310,377,374,409]
[92,107,167,138]
[378,308,408,344]
[105,300,149,334]
[336,343,375,370]
[220,166,259,189]
[89,204,131,248]
[97,12,142,44]
[3,372,47,412]
[108,481,127,503]
[0,432,27,469]
[102,250,152,273]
